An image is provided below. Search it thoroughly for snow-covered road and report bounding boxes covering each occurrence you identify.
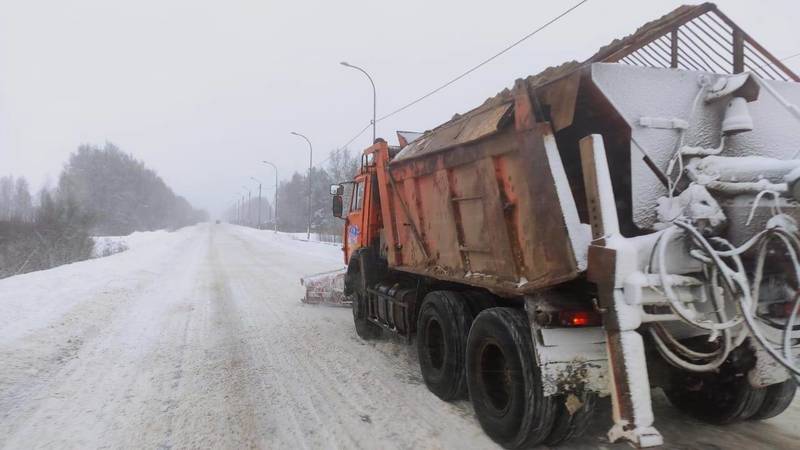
[1,224,798,449]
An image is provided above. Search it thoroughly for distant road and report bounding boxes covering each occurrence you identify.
[0,224,797,449]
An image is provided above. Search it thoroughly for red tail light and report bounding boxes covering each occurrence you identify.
[558,310,602,327]
[767,302,797,318]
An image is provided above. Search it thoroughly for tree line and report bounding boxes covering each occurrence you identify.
[59,143,207,235]
[0,143,207,278]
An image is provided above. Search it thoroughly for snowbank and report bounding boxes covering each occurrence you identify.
[91,229,175,258]
[0,225,202,341]
[280,231,341,246]
[91,237,129,257]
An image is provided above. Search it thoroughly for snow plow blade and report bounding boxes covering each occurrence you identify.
[300,268,349,306]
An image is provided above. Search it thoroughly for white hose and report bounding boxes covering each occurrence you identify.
[658,223,743,331]
[649,325,731,372]
[652,219,800,378]
[665,84,708,198]
[784,293,800,365]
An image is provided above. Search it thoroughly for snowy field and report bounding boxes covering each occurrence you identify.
[1,223,798,449]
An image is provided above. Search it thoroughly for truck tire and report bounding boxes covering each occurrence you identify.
[461,290,497,318]
[417,291,473,401]
[664,366,767,424]
[466,308,556,449]
[544,393,597,446]
[352,290,381,340]
[348,251,382,341]
[749,379,797,421]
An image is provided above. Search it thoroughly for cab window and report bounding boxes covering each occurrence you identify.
[352,181,365,211]
[339,181,355,217]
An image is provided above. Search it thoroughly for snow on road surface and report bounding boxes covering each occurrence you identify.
[0,223,798,449]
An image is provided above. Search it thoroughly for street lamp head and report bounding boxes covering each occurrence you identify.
[291,131,312,148]
[339,60,376,142]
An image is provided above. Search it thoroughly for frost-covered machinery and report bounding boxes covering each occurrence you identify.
[323,3,800,448]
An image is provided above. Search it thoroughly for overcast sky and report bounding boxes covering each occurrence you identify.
[1,0,799,218]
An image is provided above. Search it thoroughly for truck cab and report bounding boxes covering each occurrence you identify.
[331,143,385,266]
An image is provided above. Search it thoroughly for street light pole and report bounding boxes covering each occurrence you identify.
[340,61,377,143]
[235,196,241,224]
[262,160,279,233]
[290,131,313,240]
[250,177,262,229]
[242,186,251,227]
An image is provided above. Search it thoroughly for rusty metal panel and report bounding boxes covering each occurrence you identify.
[427,170,462,270]
[459,103,515,144]
[414,172,449,268]
[400,177,427,267]
[507,127,578,286]
[454,157,518,280]
[383,122,581,296]
[392,102,513,163]
[538,72,581,132]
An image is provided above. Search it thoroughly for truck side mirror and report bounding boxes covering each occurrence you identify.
[332,195,344,218]
[330,184,343,196]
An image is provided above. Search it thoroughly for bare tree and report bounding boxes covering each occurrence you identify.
[13,177,33,222]
[0,176,13,220]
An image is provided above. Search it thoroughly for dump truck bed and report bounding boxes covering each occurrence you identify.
[374,91,589,296]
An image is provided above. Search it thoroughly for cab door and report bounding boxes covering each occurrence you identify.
[344,176,367,264]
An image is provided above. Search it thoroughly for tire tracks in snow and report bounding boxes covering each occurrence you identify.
[219,229,495,449]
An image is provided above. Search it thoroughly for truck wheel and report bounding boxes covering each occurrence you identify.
[417,291,472,401]
[749,379,797,421]
[466,308,556,449]
[665,367,766,424]
[352,291,381,340]
[544,393,597,446]
[461,290,497,318]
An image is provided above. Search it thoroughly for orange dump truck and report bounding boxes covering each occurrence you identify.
[326,4,800,448]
